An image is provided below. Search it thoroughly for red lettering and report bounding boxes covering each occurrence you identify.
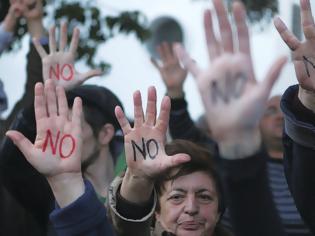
[61,64,74,81]
[42,130,76,159]
[49,64,74,81]
[59,134,76,158]
[49,64,60,80]
[42,130,60,154]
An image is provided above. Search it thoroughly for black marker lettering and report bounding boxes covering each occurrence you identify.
[131,138,146,161]
[146,139,159,159]
[303,56,315,77]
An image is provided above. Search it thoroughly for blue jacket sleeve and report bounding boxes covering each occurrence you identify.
[50,180,115,236]
[281,84,315,235]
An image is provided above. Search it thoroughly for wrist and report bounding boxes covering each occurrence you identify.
[47,172,84,208]
[218,129,261,160]
[298,85,315,113]
[166,88,184,99]
[120,168,154,204]
[27,19,45,38]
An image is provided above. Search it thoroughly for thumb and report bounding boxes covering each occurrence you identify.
[261,56,287,97]
[79,69,103,83]
[6,130,33,158]
[173,43,201,78]
[164,153,191,169]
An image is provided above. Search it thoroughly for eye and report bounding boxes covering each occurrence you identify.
[168,194,184,204]
[198,194,213,203]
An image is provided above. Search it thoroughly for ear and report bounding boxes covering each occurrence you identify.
[98,124,115,145]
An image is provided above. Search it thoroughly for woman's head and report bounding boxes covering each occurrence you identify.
[154,140,225,236]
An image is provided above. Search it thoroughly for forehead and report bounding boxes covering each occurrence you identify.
[164,171,216,194]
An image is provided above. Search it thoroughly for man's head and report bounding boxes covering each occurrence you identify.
[259,95,283,154]
[66,85,124,170]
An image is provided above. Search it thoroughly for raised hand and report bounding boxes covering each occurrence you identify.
[115,87,190,203]
[6,80,84,206]
[33,22,102,90]
[6,79,82,177]
[151,42,188,98]
[274,0,315,111]
[115,87,190,179]
[174,0,287,158]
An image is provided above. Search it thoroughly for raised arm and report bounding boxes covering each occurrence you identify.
[108,87,190,236]
[175,0,287,235]
[274,0,315,233]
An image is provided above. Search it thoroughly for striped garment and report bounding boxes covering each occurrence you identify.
[221,158,312,235]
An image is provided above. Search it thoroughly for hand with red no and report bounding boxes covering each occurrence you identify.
[174,0,287,159]
[274,0,315,112]
[6,79,84,207]
[151,42,188,98]
[33,22,102,91]
[115,87,190,203]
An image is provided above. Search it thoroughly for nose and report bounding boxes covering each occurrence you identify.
[184,196,198,216]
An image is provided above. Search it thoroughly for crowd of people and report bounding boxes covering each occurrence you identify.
[1,0,315,235]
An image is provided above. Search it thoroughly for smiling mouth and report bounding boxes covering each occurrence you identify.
[27,1,37,10]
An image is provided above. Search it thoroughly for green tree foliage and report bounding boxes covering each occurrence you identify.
[0,0,150,73]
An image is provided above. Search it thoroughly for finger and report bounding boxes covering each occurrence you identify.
[78,69,103,83]
[162,153,191,169]
[69,27,80,55]
[56,86,69,118]
[301,0,315,39]
[294,61,314,90]
[233,1,251,56]
[71,97,82,137]
[145,86,157,126]
[213,0,234,53]
[6,131,33,160]
[150,57,161,70]
[274,17,301,51]
[44,80,58,116]
[32,37,48,58]
[115,106,132,135]
[133,90,144,128]
[59,21,68,51]
[173,43,201,78]
[204,9,221,60]
[34,82,47,121]
[261,56,288,97]
[49,25,57,53]
[156,95,171,134]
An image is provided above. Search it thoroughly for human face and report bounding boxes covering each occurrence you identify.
[260,96,283,140]
[156,171,220,236]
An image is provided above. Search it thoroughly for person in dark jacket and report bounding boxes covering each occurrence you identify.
[274,0,315,234]
[6,80,115,236]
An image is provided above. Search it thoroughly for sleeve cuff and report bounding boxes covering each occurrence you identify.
[281,85,315,149]
[50,179,107,234]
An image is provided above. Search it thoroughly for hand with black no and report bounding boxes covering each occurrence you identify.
[151,42,188,98]
[174,0,287,159]
[115,87,190,203]
[33,22,102,91]
[6,80,84,207]
[274,0,315,112]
